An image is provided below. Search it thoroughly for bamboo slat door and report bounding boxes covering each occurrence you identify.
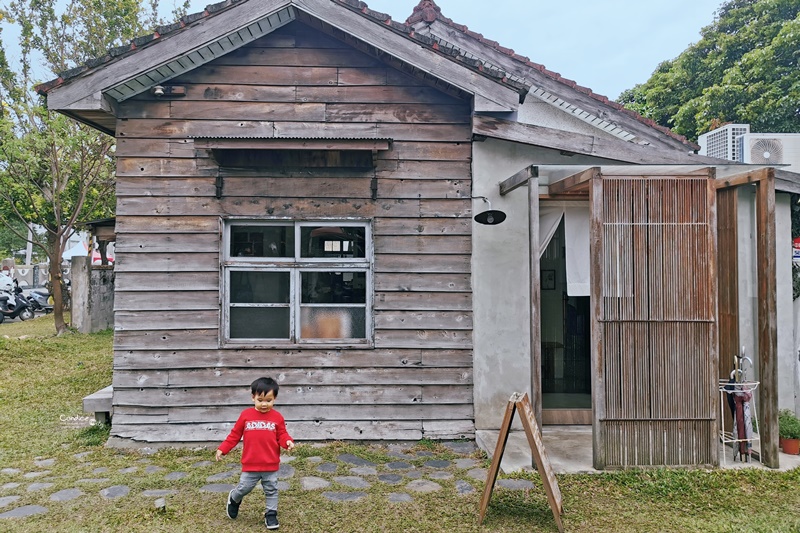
[591,174,718,468]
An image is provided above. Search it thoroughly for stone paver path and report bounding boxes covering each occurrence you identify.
[406,479,441,493]
[316,462,338,473]
[0,504,47,518]
[100,485,130,499]
[142,489,177,497]
[301,476,331,490]
[0,439,498,522]
[0,496,21,508]
[27,483,54,492]
[50,488,84,502]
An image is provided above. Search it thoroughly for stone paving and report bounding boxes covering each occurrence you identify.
[0,441,506,522]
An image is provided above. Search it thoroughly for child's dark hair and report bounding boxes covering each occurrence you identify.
[251,377,279,397]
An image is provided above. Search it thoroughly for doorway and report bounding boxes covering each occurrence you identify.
[540,219,592,424]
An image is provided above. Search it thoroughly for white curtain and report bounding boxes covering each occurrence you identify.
[538,206,564,258]
[564,207,590,296]
[538,205,590,297]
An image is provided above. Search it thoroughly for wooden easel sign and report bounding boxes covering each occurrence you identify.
[478,392,564,532]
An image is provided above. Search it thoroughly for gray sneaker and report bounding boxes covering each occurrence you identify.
[226,490,240,519]
[265,510,279,529]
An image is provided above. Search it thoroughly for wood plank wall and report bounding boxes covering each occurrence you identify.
[110,22,474,443]
[598,176,716,467]
[716,188,738,435]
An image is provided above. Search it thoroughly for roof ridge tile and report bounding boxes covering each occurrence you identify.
[403,0,692,146]
[205,0,232,14]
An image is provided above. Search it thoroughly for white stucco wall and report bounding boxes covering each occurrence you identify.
[472,91,800,430]
[776,194,795,411]
[471,138,608,430]
[794,298,800,416]
[736,189,796,411]
[737,187,758,378]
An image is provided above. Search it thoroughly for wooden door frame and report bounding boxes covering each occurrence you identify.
[714,168,779,468]
[500,164,779,468]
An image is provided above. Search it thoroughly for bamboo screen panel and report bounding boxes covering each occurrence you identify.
[599,176,715,467]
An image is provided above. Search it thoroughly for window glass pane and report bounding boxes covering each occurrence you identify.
[230,307,290,339]
[301,226,366,258]
[231,271,290,303]
[231,225,294,258]
[300,307,366,339]
[301,272,366,304]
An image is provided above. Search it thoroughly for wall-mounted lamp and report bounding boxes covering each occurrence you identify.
[472,196,506,226]
[151,85,186,97]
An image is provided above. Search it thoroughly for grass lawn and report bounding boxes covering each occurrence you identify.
[1,315,799,532]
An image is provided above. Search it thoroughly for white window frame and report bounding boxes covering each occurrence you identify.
[221,219,373,348]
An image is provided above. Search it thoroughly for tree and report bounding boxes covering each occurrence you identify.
[0,217,36,261]
[618,0,800,142]
[0,0,187,334]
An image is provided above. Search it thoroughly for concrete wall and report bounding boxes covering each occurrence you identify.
[737,187,758,378]
[471,137,608,430]
[71,256,115,333]
[736,190,796,411]
[471,92,646,430]
[13,264,48,288]
[794,297,800,416]
[776,194,796,412]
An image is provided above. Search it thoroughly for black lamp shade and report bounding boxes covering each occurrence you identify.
[474,209,506,225]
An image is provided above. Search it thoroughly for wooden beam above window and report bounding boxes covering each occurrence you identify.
[194,138,392,151]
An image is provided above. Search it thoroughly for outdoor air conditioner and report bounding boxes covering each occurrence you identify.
[737,133,800,173]
[698,124,750,161]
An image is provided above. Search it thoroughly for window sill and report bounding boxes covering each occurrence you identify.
[221,340,373,350]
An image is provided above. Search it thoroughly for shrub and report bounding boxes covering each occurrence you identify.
[778,409,800,439]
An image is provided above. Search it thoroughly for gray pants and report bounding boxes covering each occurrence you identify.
[230,470,279,512]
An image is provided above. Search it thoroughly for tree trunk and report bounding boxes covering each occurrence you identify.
[47,233,68,335]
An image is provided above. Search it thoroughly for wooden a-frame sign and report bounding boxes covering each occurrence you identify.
[478,392,564,532]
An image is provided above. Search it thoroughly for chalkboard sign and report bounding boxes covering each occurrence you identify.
[478,392,564,532]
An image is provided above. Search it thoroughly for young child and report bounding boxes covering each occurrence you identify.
[216,376,295,529]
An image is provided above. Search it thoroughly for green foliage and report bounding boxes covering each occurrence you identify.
[73,421,111,446]
[779,409,800,439]
[794,263,800,301]
[0,216,28,259]
[0,0,188,333]
[618,0,800,142]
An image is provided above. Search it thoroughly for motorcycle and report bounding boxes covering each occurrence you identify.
[0,279,35,323]
[28,288,54,314]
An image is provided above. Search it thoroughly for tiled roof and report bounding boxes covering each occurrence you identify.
[35,0,239,95]
[404,0,694,147]
[36,0,529,98]
[34,0,692,148]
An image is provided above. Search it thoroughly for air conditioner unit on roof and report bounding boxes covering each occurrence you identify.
[737,133,800,172]
[698,124,750,161]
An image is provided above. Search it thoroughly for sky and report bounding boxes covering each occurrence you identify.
[1,0,724,100]
[178,0,726,100]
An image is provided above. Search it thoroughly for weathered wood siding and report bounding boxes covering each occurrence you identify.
[111,22,473,443]
[593,174,718,467]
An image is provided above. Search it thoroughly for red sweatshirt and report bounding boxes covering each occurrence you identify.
[217,408,293,472]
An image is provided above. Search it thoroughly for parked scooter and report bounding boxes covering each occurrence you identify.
[0,279,35,323]
[28,288,54,314]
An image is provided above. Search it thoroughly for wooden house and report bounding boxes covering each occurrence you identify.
[37,0,799,469]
